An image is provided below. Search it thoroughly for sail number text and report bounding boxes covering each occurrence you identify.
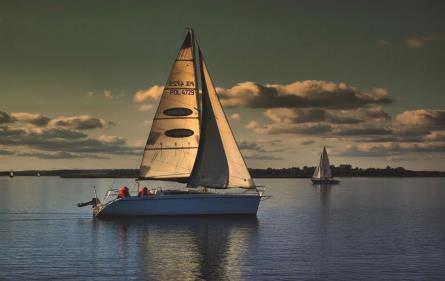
[169,88,195,95]
[168,80,195,87]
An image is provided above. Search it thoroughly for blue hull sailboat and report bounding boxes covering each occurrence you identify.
[85,29,264,217]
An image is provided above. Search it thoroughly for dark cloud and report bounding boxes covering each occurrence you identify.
[0,149,15,156]
[339,142,445,157]
[265,108,363,124]
[333,126,392,136]
[218,81,393,109]
[0,126,140,156]
[51,115,107,130]
[244,154,283,160]
[395,110,445,130]
[0,111,14,124]
[11,112,50,127]
[301,140,315,145]
[247,122,333,135]
[17,151,109,159]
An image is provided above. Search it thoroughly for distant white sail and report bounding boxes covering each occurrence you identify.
[139,31,200,181]
[313,147,332,179]
[188,49,254,189]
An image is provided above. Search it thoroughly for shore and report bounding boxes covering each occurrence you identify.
[2,166,445,178]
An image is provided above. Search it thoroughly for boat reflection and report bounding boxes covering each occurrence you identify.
[97,216,258,280]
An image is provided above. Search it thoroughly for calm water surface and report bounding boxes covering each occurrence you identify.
[0,177,444,280]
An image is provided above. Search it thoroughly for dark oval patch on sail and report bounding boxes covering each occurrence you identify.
[165,129,194,138]
[163,107,193,117]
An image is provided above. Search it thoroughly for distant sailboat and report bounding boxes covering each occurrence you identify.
[86,29,264,217]
[9,171,14,178]
[37,171,40,177]
[311,147,339,184]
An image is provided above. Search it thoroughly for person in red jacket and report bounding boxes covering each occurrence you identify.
[138,187,148,197]
[118,186,130,199]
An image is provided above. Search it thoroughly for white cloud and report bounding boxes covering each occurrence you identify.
[230,113,240,120]
[133,85,164,103]
[405,35,439,48]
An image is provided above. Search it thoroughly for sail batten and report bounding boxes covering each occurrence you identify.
[139,31,200,182]
[188,48,254,189]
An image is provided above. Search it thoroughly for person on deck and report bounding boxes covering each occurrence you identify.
[138,187,148,197]
[118,186,130,199]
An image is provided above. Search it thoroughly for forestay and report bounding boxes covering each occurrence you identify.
[139,31,200,181]
[188,49,255,189]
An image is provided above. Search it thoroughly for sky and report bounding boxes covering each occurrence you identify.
[1,0,445,171]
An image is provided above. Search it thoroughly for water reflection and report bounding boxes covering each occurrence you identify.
[97,217,258,280]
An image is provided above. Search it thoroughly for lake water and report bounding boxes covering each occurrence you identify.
[0,177,444,280]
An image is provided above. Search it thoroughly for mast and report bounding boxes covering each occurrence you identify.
[139,30,200,182]
[188,46,255,189]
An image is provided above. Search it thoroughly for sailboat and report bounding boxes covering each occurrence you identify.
[90,29,264,217]
[311,147,339,184]
[9,171,14,178]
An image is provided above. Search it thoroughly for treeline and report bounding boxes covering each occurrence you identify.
[1,165,444,178]
[250,165,445,178]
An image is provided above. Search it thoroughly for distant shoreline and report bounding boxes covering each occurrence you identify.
[2,166,445,178]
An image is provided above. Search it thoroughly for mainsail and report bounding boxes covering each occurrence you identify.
[139,30,200,181]
[312,147,332,179]
[188,49,255,189]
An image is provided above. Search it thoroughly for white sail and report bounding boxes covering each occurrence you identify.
[188,49,254,189]
[139,31,200,181]
[313,147,332,179]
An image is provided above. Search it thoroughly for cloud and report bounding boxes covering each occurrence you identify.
[238,140,286,162]
[0,149,15,156]
[301,140,315,146]
[0,109,138,160]
[230,113,240,120]
[246,121,333,135]
[10,112,50,126]
[376,39,390,46]
[17,151,109,159]
[394,109,445,129]
[406,35,439,48]
[138,104,154,112]
[0,126,140,156]
[333,125,392,136]
[339,142,445,157]
[264,108,362,124]
[103,90,113,99]
[244,153,283,160]
[133,85,164,112]
[0,111,14,124]
[424,131,445,142]
[134,85,164,103]
[217,81,393,109]
[50,115,108,130]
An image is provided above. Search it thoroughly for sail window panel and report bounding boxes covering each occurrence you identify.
[165,128,194,138]
[146,118,199,147]
[163,108,193,117]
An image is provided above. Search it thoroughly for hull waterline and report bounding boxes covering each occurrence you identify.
[94,193,261,218]
[311,178,340,184]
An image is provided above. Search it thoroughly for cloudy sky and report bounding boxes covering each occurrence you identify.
[1,0,445,171]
